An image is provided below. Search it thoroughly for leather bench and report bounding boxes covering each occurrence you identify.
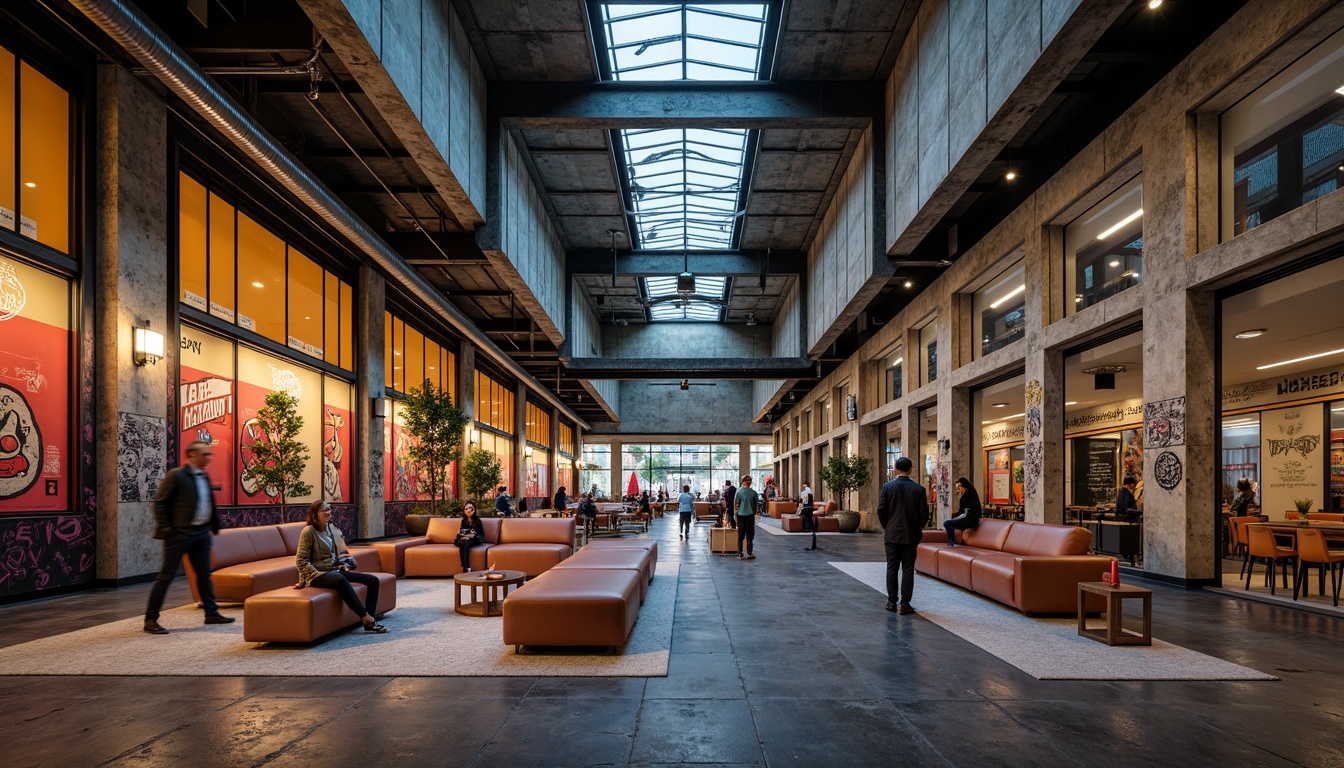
[371,536,427,576]
[583,539,659,561]
[501,568,642,651]
[186,522,379,604]
[242,572,397,643]
[552,547,655,601]
[780,514,840,532]
[403,517,576,578]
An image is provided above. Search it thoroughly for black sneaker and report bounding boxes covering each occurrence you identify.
[885,602,897,612]
[363,622,388,634]
[898,605,916,615]
[204,614,236,625]
[143,620,169,634]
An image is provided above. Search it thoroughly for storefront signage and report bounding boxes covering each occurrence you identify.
[209,302,234,322]
[1064,398,1144,435]
[0,207,13,230]
[982,421,1024,446]
[18,216,36,240]
[183,289,207,312]
[1260,403,1325,519]
[1222,363,1344,410]
[179,377,233,432]
[238,314,256,331]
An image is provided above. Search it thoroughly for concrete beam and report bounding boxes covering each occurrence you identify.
[495,81,883,130]
[567,249,806,277]
[566,357,815,380]
[383,231,487,262]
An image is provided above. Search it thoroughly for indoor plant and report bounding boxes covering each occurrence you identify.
[245,390,312,510]
[461,447,504,513]
[1293,498,1314,524]
[399,378,468,535]
[818,453,871,533]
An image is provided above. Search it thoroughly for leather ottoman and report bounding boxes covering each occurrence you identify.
[242,572,397,643]
[583,539,659,562]
[553,548,654,599]
[502,568,641,651]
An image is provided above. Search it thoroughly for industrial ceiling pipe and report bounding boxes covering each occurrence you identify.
[67,0,588,427]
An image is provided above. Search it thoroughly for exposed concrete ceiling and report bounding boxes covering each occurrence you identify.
[576,274,796,326]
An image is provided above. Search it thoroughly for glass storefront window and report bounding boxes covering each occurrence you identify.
[287,249,325,358]
[1063,330,1144,508]
[179,174,208,310]
[207,191,236,322]
[973,374,1026,506]
[558,421,576,457]
[1065,175,1144,314]
[1220,413,1260,508]
[878,350,903,405]
[918,405,937,505]
[918,322,937,387]
[972,260,1026,358]
[1222,28,1344,239]
[475,370,515,433]
[383,310,456,399]
[236,214,286,343]
[476,430,514,494]
[524,447,550,499]
[580,443,611,498]
[879,418,902,483]
[0,257,71,513]
[0,55,72,254]
[750,443,773,490]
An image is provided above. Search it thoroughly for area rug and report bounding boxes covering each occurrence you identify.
[757,517,841,536]
[832,562,1275,681]
[0,564,678,678]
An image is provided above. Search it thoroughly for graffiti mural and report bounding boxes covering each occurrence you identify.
[218,503,356,536]
[1154,450,1183,491]
[0,515,96,598]
[384,501,414,536]
[1144,396,1186,448]
[117,412,166,503]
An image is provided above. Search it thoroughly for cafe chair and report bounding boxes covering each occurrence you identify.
[1245,526,1296,595]
[1294,528,1344,606]
[1229,516,1260,577]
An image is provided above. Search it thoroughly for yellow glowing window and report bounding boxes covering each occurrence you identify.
[405,325,425,392]
[179,173,208,310]
[286,248,324,356]
[0,49,14,233]
[324,271,340,366]
[207,192,235,321]
[18,61,70,253]
[384,311,394,390]
[338,279,353,370]
[391,315,405,392]
[236,213,286,343]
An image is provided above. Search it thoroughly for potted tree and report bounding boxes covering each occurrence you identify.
[246,390,313,511]
[819,453,871,533]
[461,447,504,514]
[399,379,469,535]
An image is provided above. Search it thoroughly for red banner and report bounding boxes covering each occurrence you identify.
[179,365,235,506]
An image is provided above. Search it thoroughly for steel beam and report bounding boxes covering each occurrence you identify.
[382,231,486,262]
[494,81,882,130]
[566,249,805,277]
[565,357,815,380]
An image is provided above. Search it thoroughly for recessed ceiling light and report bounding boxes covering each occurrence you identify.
[1234,329,1265,339]
[981,412,1025,424]
[1075,296,1083,303]
[1065,401,1078,406]
[1109,260,1121,268]
[304,316,310,320]
[1097,209,1143,240]
[1256,347,1344,370]
[989,284,1026,309]
[23,182,35,188]
[251,281,265,288]
[1005,171,1017,181]
[903,280,913,288]
[892,357,903,366]
[992,402,1008,408]
[1148,0,1162,8]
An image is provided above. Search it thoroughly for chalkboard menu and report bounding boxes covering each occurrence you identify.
[1071,437,1119,507]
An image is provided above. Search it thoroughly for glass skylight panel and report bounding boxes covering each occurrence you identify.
[601,4,768,82]
[621,127,749,250]
[642,275,728,322]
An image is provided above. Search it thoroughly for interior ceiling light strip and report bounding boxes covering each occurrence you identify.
[601,3,768,82]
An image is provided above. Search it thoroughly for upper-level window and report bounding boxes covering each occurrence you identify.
[1065,174,1143,314]
[918,322,938,388]
[558,421,576,457]
[973,260,1026,358]
[878,349,903,405]
[643,273,729,320]
[621,128,751,250]
[526,402,552,448]
[1222,28,1344,240]
[599,3,769,81]
[383,310,456,400]
[0,45,71,254]
[475,370,515,434]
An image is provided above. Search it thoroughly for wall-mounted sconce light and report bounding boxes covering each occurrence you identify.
[525,445,534,458]
[470,428,481,445]
[575,460,584,470]
[372,398,387,418]
[133,324,165,366]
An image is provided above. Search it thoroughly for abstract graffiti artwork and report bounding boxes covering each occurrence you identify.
[1144,396,1186,448]
[0,383,42,500]
[1024,442,1044,499]
[1154,450,1183,491]
[116,412,166,503]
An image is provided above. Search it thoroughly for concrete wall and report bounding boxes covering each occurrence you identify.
[602,323,773,359]
[302,0,487,227]
[772,0,1344,581]
[569,290,619,419]
[885,0,1127,255]
[95,65,170,580]
[483,131,568,345]
[753,277,802,415]
[588,380,771,436]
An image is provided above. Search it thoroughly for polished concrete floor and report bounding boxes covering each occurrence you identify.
[3,516,1343,767]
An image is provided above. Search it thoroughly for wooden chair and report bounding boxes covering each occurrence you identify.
[1294,528,1344,605]
[1245,526,1297,594]
[1228,516,1260,576]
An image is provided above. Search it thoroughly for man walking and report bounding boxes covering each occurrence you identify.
[144,440,235,634]
[798,480,816,551]
[677,484,694,540]
[734,475,760,559]
[877,456,929,615]
[721,479,737,529]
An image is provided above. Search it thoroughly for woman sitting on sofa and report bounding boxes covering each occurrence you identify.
[294,500,386,633]
[457,501,486,572]
[944,478,982,547]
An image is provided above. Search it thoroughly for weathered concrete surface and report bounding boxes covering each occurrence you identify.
[588,381,771,436]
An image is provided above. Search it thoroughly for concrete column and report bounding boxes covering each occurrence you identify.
[938,385,971,523]
[358,267,386,538]
[1024,346,1066,524]
[94,64,169,581]
[856,418,882,531]
[738,439,751,484]
[610,438,622,499]
[458,344,476,500]
[515,382,527,498]
[550,406,561,506]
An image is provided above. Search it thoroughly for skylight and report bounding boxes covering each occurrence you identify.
[600,4,770,81]
[643,275,729,322]
[620,127,750,250]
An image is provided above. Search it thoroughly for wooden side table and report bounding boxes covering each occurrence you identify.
[453,570,525,617]
[709,526,736,555]
[1077,581,1152,646]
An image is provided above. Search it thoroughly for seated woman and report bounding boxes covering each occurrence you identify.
[944,477,982,547]
[295,500,386,633]
[457,501,486,572]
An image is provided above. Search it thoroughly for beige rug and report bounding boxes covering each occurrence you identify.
[0,564,678,677]
[833,562,1276,681]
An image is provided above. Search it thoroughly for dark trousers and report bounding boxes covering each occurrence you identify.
[458,536,482,570]
[679,512,692,537]
[884,542,918,606]
[737,514,755,555]
[944,516,977,545]
[310,569,380,619]
[146,527,217,621]
[800,509,815,532]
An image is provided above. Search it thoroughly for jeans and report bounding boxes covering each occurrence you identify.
[310,569,381,618]
[800,509,815,532]
[737,514,755,555]
[146,527,217,621]
[458,536,482,571]
[679,512,692,537]
[944,516,977,545]
[884,542,918,606]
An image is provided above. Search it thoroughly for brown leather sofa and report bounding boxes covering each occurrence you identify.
[403,517,576,578]
[914,519,1112,614]
[243,572,397,643]
[780,500,840,532]
[767,500,795,518]
[185,522,380,604]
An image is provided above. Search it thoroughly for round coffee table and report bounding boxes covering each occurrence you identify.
[453,570,525,617]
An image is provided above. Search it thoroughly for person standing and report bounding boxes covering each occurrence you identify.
[798,480,816,551]
[943,477,982,546]
[735,475,760,560]
[677,484,694,540]
[877,456,929,615]
[494,485,513,517]
[721,479,737,529]
[144,440,235,634]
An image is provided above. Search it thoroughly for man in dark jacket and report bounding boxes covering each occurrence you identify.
[877,456,929,615]
[144,440,234,634]
[721,480,737,529]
